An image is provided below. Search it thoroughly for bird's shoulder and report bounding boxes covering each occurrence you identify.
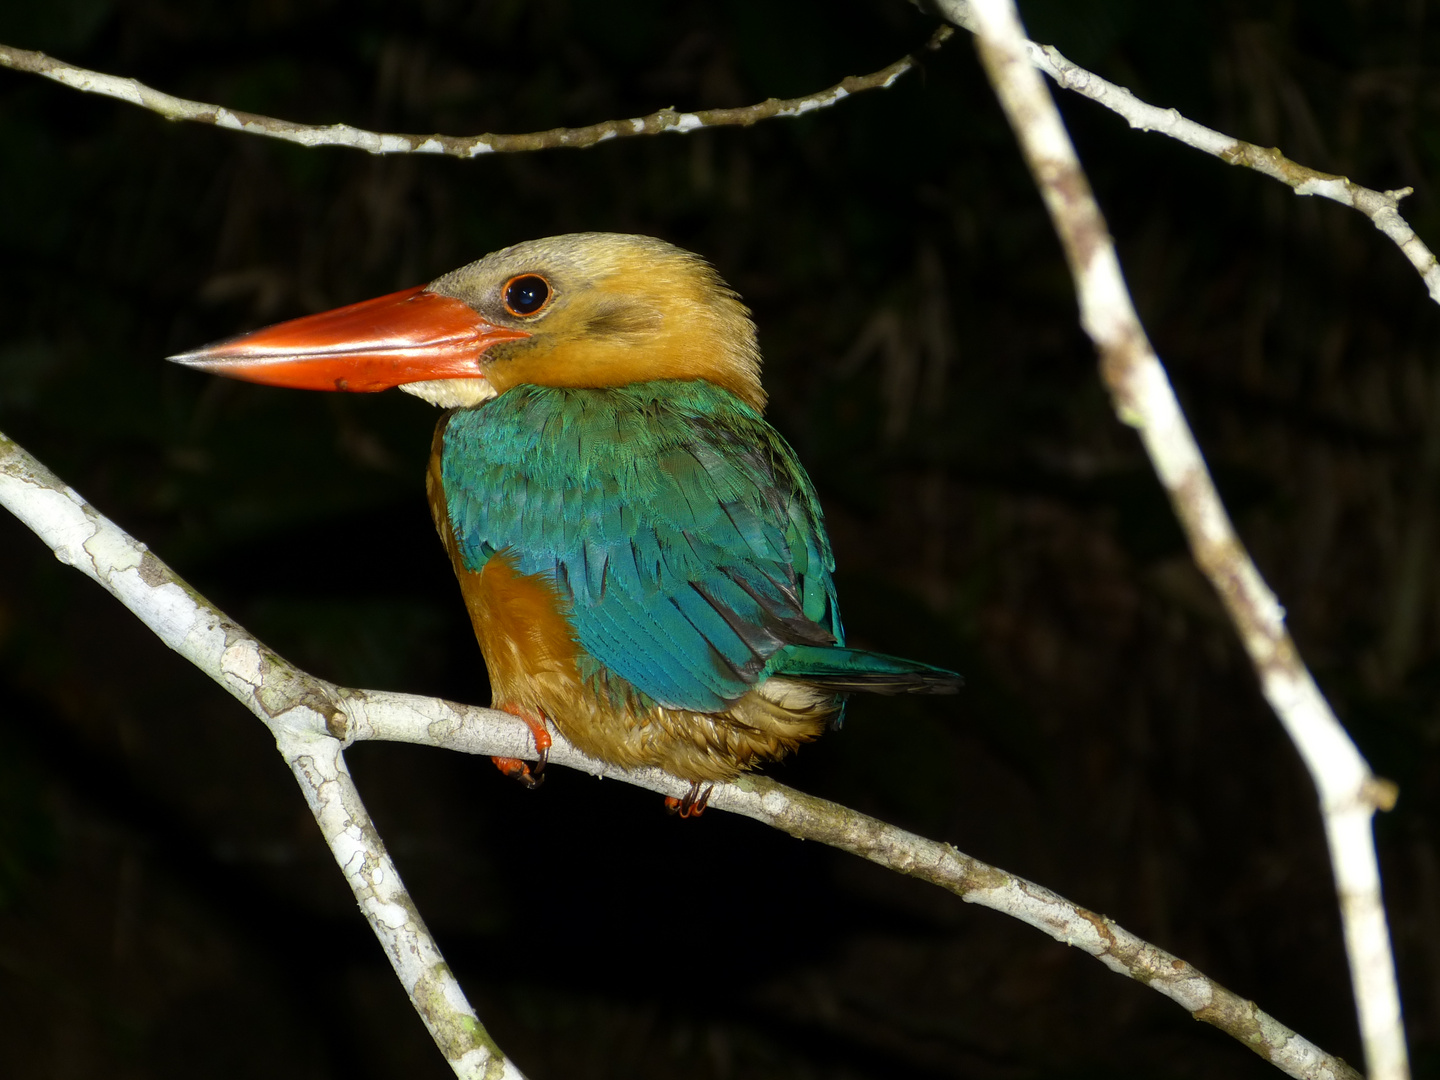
[439,379,843,710]
[440,379,811,530]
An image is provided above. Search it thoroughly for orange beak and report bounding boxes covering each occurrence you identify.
[168,286,529,391]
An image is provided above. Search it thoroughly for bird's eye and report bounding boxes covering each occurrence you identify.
[503,274,552,317]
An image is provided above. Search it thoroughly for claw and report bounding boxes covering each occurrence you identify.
[665,782,714,818]
[689,783,713,816]
[491,755,544,789]
[521,710,553,776]
[491,707,554,788]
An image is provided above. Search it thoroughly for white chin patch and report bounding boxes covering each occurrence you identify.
[398,378,497,408]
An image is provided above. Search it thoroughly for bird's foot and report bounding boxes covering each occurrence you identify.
[491,756,544,789]
[664,782,713,818]
[522,712,552,778]
[491,708,554,789]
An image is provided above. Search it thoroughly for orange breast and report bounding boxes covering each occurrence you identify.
[425,426,829,782]
[426,426,582,713]
[457,551,582,710]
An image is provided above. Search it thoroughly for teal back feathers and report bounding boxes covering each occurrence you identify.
[442,379,841,711]
[441,378,960,712]
[171,232,961,784]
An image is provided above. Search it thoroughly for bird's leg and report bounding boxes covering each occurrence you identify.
[490,707,553,789]
[664,782,714,818]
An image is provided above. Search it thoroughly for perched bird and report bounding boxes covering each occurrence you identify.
[172,234,960,813]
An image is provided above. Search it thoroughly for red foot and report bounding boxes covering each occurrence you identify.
[490,707,553,789]
[491,755,542,789]
[664,783,713,818]
[522,712,553,770]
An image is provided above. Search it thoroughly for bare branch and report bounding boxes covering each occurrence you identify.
[1030,47,1440,306]
[0,29,951,157]
[923,1,1440,307]
[959,2,1409,1079]
[0,426,1361,1080]
[0,431,527,1080]
[358,692,1361,1080]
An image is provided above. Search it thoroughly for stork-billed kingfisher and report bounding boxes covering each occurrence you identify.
[173,234,960,811]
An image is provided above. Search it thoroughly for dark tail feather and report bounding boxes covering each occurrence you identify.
[771,645,962,695]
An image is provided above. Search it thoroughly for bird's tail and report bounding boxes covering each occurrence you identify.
[769,645,962,695]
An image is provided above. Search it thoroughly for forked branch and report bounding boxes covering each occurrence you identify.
[926,0,1440,308]
[960,1,1409,1078]
[0,429,1360,1080]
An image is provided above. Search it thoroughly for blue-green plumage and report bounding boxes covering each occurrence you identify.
[175,232,961,787]
[442,379,858,712]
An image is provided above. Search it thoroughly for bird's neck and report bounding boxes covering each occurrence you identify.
[484,338,759,408]
[474,377,763,421]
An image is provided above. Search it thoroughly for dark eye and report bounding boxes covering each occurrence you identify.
[503,274,551,317]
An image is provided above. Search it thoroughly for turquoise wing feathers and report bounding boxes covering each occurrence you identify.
[441,380,843,711]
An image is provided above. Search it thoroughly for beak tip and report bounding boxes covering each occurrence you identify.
[166,352,221,373]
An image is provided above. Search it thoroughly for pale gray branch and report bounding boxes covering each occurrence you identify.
[961,2,1409,1078]
[0,426,1360,1080]
[0,430,526,1080]
[0,30,950,157]
[923,0,1440,308]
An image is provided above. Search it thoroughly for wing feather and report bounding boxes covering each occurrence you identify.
[441,381,841,710]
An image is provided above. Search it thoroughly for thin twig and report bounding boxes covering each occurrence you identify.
[958,2,1409,1079]
[1030,46,1440,306]
[0,427,1361,1080]
[924,0,1440,309]
[0,28,951,157]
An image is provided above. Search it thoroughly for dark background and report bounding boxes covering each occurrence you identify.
[1,1,1436,1077]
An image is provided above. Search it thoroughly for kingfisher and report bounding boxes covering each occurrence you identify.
[172,234,960,813]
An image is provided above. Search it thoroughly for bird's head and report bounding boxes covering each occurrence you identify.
[170,233,765,410]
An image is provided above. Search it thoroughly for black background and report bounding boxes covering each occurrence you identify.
[1,1,1437,1077]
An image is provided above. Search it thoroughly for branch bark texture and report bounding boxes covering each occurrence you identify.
[957,2,1409,1078]
[0,431,526,1080]
[7,9,1433,303]
[924,0,1440,310]
[0,11,1418,1073]
[0,427,1360,1080]
[0,30,949,157]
